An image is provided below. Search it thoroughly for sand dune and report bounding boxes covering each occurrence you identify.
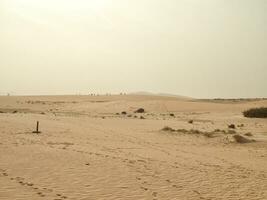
[0,95,267,200]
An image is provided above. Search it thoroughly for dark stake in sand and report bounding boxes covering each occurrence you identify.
[32,121,41,134]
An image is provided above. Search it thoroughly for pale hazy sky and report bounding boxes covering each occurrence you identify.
[1,0,266,98]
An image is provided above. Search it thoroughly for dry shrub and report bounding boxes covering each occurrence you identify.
[244,132,253,137]
[228,124,236,129]
[214,129,226,134]
[135,108,145,113]
[243,107,267,118]
[227,130,237,134]
[233,134,255,143]
[203,132,215,138]
[162,126,175,132]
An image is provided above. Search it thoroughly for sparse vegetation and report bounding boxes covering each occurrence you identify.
[243,107,267,118]
[140,116,145,119]
[233,134,255,143]
[214,129,226,134]
[188,120,194,124]
[161,126,242,139]
[121,111,127,115]
[170,113,175,117]
[244,132,253,137]
[162,126,176,132]
[228,124,236,129]
[161,126,212,137]
[237,124,244,128]
[227,130,236,134]
[135,108,145,113]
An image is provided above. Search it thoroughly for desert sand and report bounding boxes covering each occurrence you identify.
[0,95,267,200]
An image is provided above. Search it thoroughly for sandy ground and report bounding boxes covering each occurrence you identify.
[0,95,267,200]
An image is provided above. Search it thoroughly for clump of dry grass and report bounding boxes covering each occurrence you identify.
[233,134,255,143]
[214,129,226,134]
[214,129,236,134]
[228,124,236,129]
[243,107,267,118]
[244,132,253,137]
[203,132,215,138]
[161,126,175,132]
[135,108,145,113]
[161,127,215,138]
[161,126,256,143]
[227,130,237,134]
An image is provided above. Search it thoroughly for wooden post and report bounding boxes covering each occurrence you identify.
[33,121,41,134]
[36,121,39,133]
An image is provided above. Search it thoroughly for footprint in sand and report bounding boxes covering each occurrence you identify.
[26,182,34,186]
[37,192,45,197]
[152,191,158,197]
[140,186,148,191]
[2,172,8,176]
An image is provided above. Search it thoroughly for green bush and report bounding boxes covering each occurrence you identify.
[243,107,267,118]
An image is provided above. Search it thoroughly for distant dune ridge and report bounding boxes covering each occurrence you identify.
[129,91,193,100]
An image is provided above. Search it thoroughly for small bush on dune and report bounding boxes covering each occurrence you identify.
[228,124,236,129]
[135,108,145,113]
[162,126,175,132]
[244,132,253,137]
[243,107,267,118]
[233,134,255,143]
[227,130,237,134]
[214,129,226,134]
